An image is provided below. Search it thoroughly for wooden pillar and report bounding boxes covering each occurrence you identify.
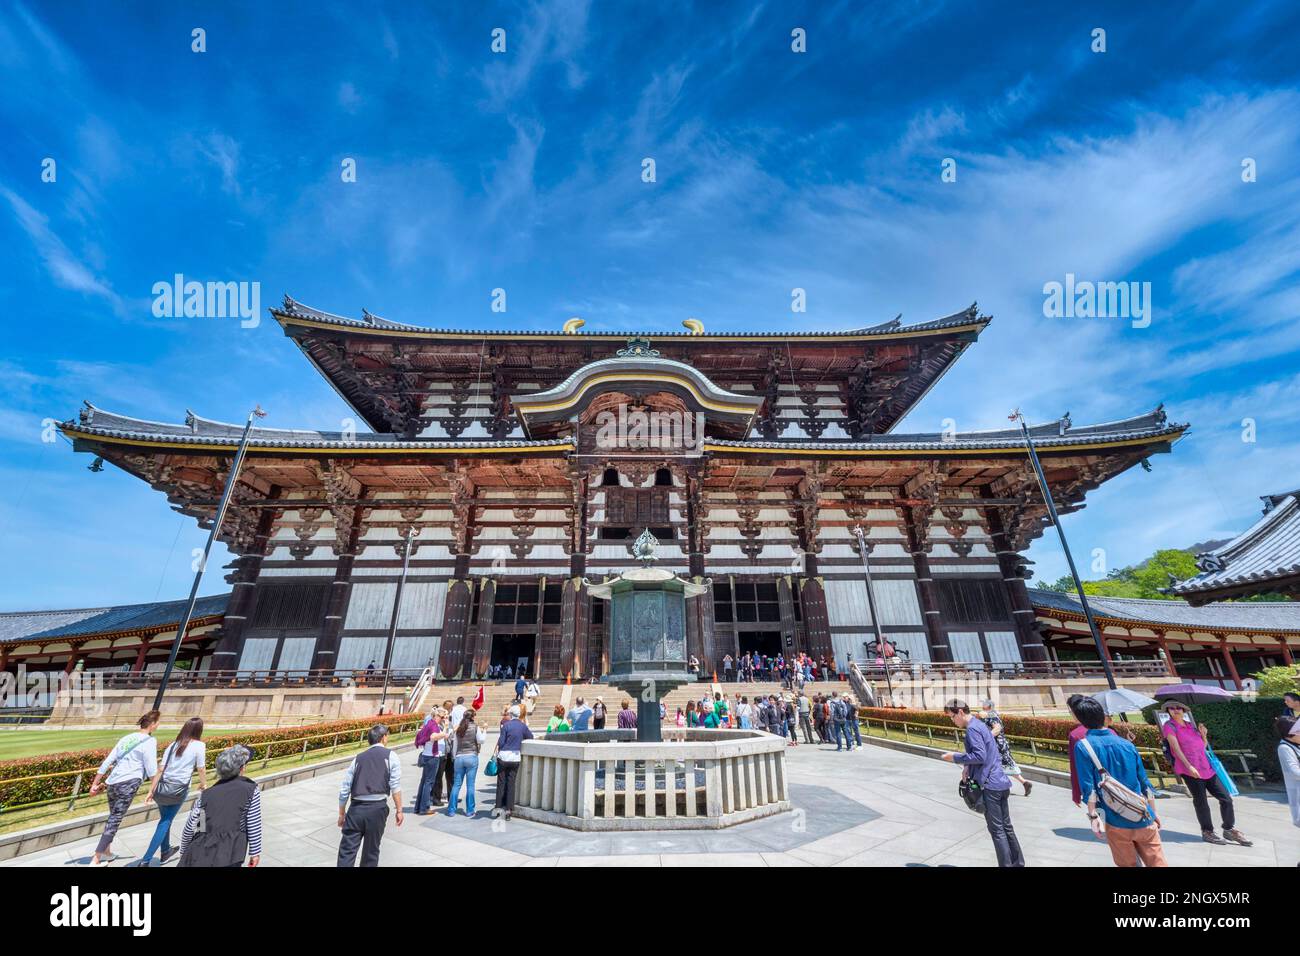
[1220,640,1242,690]
[909,540,951,663]
[685,465,709,668]
[64,648,82,674]
[572,580,592,680]
[211,554,263,671]
[311,553,355,672]
[560,578,577,680]
[211,491,282,671]
[685,577,718,673]
[985,507,1047,662]
[472,579,497,678]
[132,639,151,673]
[1156,635,1179,679]
[562,466,590,680]
[1096,630,1114,664]
[437,579,473,679]
[798,577,834,662]
[1278,637,1294,666]
[777,576,800,656]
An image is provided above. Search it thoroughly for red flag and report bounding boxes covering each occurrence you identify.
[471,685,485,710]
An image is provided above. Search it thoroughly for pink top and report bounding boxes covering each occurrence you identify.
[1163,719,1213,778]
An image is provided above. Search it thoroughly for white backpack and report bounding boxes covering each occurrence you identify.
[1077,736,1150,824]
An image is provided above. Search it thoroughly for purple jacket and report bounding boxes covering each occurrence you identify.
[952,716,1011,792]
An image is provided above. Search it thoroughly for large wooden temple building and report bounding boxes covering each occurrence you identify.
[59,297,1188,681]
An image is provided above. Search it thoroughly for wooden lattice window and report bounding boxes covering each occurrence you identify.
[935,579,1012,624]
[251,584,329,630]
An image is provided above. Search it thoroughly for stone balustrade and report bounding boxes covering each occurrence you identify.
[512,728,791,830]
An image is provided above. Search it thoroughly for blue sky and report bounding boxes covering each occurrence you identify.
[1,1,1298,611]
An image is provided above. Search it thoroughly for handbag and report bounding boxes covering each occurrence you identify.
[1077,736,1150,823]
[958,776,985,813]
[484,756,499,777]
[153,743,190,807]
[1205,745,1239,797]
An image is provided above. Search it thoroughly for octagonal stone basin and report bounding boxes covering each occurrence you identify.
[512,728,791,830]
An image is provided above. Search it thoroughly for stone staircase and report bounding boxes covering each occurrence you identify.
[414,679,856,729]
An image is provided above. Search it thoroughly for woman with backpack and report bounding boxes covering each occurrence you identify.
[87,709,160,866]
[135,717,206,866]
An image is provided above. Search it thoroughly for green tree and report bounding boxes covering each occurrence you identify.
[1042,547,1295,603]
[1253,664,1299,697]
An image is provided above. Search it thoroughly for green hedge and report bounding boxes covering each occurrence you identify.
[858,707,1162,752]
[1142,697,1285,782]
[0,713,424,811]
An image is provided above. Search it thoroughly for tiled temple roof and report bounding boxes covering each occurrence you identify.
[0,594,229,645]
[707,409,1184,453]
[271,296,990,340]
[1168,490,1300,604]
[63,405,572,451]
[61,405,1184,455]
[1029,587,1300,634]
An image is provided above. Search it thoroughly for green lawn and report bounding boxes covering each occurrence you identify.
[0,727,240,762]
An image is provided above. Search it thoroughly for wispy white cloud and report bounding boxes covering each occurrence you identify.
[1,186,125,314]
[477,0,592,107]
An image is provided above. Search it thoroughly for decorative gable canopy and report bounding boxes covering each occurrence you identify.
[511,338,765,440]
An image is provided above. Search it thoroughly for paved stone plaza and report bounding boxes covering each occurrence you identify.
[7,740,1295,867]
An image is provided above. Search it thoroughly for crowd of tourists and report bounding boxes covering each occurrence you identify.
[719,651,841,686]
[78,682,1299,868]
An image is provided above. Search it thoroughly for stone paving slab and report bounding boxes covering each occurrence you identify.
[4,738,1294,867]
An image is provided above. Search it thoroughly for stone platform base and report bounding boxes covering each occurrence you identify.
[513,799,790,831]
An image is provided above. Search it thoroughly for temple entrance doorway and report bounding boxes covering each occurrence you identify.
[738,630,782,658]
[491,633,535,676]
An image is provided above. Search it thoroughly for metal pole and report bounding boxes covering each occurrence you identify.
[378,528,417,714]
[852,525,894,705]
[1013,412,1117,690]
[152,407,265,711]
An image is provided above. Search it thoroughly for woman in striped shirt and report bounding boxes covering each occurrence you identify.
[179,744,262,867]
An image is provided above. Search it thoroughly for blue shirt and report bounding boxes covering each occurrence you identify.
[952,716,1011,792]
[497,718,534,752]
[1074,729,1154,828]
[568,705,592,731]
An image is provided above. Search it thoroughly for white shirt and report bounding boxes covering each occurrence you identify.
[1279,740,1300,828]
[159,740,206,787]
[450,704,467,728]
[97,732,158,787]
